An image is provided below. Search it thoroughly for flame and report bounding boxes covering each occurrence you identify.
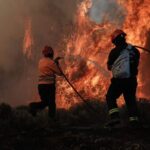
[120,0,150,98]
[58,0,113,108]
[56,0,150,108]
[120,0,150,46]
[23,18,33,59]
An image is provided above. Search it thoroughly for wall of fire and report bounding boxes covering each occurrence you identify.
[0,0,150,107]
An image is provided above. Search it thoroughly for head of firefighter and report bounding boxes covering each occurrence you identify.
[111,29,127,47]
[42,46,54,58]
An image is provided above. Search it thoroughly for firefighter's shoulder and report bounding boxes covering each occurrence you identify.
[39,57,54,65]
[109,47,118,58]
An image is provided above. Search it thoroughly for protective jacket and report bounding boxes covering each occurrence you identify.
[38,57,61,84]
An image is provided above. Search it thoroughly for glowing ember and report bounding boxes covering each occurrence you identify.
[23,18,33,59]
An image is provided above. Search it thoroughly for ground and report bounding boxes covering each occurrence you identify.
[0,99,150,150]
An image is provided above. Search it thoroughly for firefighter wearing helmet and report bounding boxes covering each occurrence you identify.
[29,46,62,120]
[105,29,140,128]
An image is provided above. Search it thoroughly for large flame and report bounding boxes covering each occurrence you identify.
[57,0,150,108]
[120,0,150,98]
[23,17,33,59]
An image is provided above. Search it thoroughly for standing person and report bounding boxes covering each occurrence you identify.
[29,46,62,120]
[105,29,140,128]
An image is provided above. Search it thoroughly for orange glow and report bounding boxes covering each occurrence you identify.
[23,17,33,59]
[57,0,113,108]
[120,0,150,98]
[56,0,150,108]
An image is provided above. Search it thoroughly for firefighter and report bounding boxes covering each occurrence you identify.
[105,29,140,128]
[29,46,62,120]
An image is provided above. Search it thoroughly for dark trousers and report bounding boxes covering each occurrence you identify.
[106,77,138,119]
[30,84,56,118]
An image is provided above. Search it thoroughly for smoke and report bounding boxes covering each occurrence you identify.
[0,0,78,105]
[89,0,125,26]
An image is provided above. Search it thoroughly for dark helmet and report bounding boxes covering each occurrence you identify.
[111,29,126,43]
[42,46,54,57]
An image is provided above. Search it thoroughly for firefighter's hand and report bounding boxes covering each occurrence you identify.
[54,57,63,65]
[54,59,59,65]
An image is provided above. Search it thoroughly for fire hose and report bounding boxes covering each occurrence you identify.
[55,60,100,115]
[134,45,150,53]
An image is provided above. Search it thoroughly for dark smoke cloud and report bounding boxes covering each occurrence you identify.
[0,0,78,105]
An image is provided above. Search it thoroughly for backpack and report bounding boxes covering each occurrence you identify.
[111,44,132,78]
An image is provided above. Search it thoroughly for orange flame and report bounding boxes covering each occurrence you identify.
[57,0,150,108]
[23,18,33,59]
[121,0,150,98]
[58,0,113,108]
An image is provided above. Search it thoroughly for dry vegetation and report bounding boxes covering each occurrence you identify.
[0,99,150,150]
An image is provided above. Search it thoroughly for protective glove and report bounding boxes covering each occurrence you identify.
[54,57,63,65]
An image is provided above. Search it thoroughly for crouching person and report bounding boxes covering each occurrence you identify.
[105,29,140,128]
[29,46,62,120]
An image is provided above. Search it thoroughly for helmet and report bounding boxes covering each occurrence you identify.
[111,29,126,43]
[42,46,54,57]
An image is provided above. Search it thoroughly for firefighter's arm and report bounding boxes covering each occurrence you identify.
[136,51,140,67]
[107,51,113,70]
[136,48,140,65]
[50,60,62,76]
[133,47,140,66]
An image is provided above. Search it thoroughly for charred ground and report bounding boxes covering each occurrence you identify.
[0,99,150,150]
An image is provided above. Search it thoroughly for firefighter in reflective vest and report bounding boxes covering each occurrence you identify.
[29,46,62,119]
[105,29,140,127]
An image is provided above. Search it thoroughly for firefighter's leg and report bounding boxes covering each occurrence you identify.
[106,79,123,126]
[48,84,56,119]
[37,84,50,109]
[123,78,139,124]
[29,84,49,116]
[29,101,46,116]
